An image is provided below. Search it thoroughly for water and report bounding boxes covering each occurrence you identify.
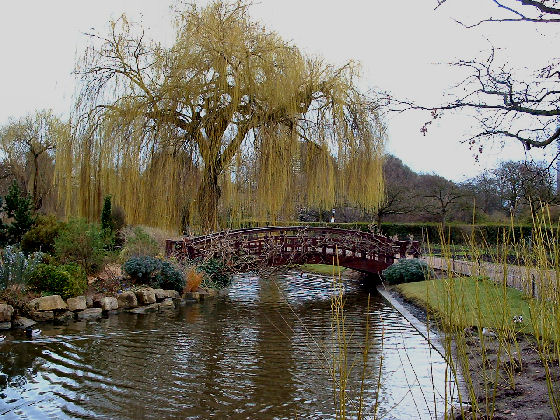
[0,271,454,419]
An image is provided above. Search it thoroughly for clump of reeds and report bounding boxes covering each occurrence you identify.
[425,206,560,419]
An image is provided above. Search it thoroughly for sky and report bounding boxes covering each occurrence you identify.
[0,0,557,181]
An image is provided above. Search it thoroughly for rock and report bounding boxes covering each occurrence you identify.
[55,311,74,324]
[163,290,180,299]
[86,295,94,308]
[100,297,118,312]
[30,311,54,322]
[0,303,14,322]
[155,289,180,300]
[135,288,156,305]
[12,317,36,329]
[28,295,68,312]
[0,322,11,330]
[154,289,167,301]
[76,308,103,321]
[184,292,200,301]
[128,303,159,314]
[117,291,138,309]
[67,296,87,312]
[159,299,175,311]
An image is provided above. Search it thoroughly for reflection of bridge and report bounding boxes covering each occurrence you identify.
[165,226,420,275]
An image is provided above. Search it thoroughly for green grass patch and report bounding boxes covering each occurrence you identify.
[298,264,347,276]
[396,277,534,334]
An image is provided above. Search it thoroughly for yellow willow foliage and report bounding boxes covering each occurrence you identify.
[58,1,385,231]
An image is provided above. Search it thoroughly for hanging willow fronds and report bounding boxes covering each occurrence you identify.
[58,0,385,232]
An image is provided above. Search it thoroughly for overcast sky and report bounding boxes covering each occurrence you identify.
[0,0,557,181]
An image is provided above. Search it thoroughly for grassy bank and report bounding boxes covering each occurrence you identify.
[297,264,347,276]
[395,277,533,334]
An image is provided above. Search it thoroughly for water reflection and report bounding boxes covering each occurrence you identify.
[0,271,452,419]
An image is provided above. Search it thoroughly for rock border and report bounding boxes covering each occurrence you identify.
[0,286,218,331]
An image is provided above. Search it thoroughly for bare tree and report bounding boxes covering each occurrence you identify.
[395,1,560,154]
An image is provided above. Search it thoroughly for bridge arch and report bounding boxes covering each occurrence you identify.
[165,226,419,275]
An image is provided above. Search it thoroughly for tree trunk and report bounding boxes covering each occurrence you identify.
[197,167,221,232]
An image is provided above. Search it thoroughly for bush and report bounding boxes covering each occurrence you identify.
[122,256,185,292]
[0,246,43,290]
[198,257,231,288]
[382,259,432,285]
[21,214,63,254]
[28,262,87,299]
[119,226,160,261]
[185,267,203,292]
[54,218,105,274]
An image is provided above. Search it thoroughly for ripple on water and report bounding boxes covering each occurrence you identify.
[0,271,455,419]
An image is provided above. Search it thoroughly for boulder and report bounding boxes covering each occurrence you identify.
[128,303,159,314]
[12,316,36,329]
[135,288,156,305]
[100,297,118,312]
[117,291,137,309]
[30,311,54,322]
[153,289,167,301]
[184,291,200,302]
[159,299,175,311]
[86,295,94,308]
[54,311,74,324]
[0,303,14,322]
[28,295,68,312]
[163,290,180,299]
[0,322,11,330]
[67,296,87,312]
[76,308,103,321]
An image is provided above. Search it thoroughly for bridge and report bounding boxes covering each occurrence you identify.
[165,226,420,275]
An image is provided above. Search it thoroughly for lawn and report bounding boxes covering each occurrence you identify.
[297,264,347,276]
[395,277,534,334]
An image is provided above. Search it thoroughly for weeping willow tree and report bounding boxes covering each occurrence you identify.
[58,1,385,232]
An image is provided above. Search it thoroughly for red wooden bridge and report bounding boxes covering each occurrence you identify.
[165,226,419,275]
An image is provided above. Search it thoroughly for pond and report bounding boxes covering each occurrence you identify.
[0,271,455,419]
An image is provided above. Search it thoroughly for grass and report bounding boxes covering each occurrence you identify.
[395,277,534,334]
[298,264,348,276]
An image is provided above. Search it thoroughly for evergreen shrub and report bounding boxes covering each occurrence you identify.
[382,259,432,285]
[28,262,87,299]
[122,256,185,292]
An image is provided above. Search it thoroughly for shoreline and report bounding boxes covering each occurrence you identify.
[380,283,559,420]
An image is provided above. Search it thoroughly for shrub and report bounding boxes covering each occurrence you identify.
[101,195,114,232]
[120,226,160,261]
[28,262,87,299]
[185,267,203,292]
[21,214,63,254]
[54,218,105,274]
[198,257,231,288]
[382,259,432,285]
[1,181,35,245]
[0,246,43,290]
[122,256,185,292]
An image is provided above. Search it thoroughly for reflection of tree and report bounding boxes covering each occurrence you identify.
[250,276,297,417]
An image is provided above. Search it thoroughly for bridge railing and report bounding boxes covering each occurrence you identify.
[165,226,420,274]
